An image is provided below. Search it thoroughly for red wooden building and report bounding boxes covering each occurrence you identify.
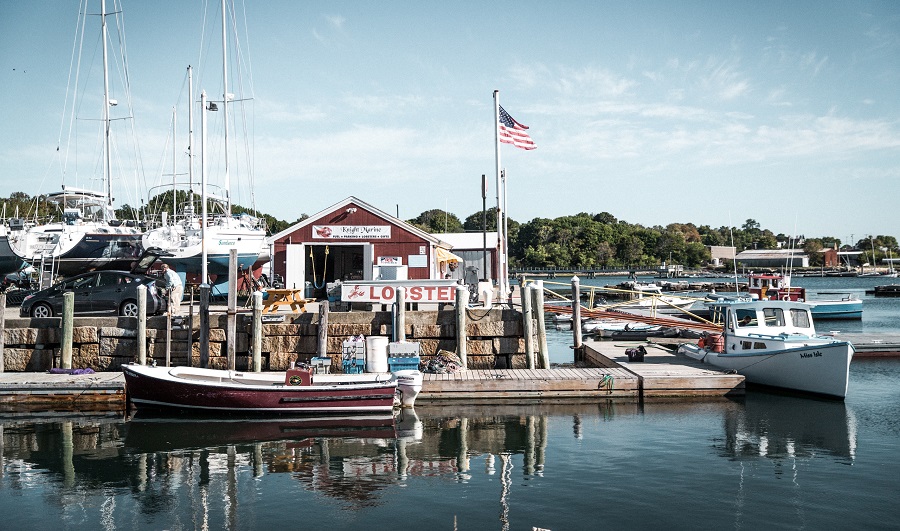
[267,197,469,299]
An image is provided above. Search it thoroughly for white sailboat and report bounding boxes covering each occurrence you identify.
[8,0,143,282]
[142,1,267,281]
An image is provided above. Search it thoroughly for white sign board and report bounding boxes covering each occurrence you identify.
[312,225,391,239]
[341,280,461,303]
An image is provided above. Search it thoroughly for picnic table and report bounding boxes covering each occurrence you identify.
[262,289,315,313]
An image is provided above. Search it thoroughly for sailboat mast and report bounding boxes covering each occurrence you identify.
[221,0,231,215]
[172,107,177,216]
[188,65,194,207]
[101,0,113,219]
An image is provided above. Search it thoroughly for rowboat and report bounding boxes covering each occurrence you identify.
[123,364,422,414]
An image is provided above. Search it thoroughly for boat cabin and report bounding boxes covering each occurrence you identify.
[705,300,819,354]
[747,273,806,302]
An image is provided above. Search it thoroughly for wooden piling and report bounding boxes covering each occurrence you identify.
[395,287,406,342]
[456,286,468,368]
[137,285,147,365]
[523,284,535,369]
[0,294,6,373]
[199,284,210,368]
[61,292,74,369]
[226,249,237,370]
[252,291,263,372]
[316,301,329,359]
[571,276,583,356]
[533,280,549,369]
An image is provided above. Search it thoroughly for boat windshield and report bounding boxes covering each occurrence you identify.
[735,309,756,327]
[790,308,811,328]
[762,307,786,327]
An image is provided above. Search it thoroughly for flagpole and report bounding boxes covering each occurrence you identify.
[493,90,506,304]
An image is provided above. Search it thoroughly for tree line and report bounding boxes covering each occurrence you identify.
[3,191,895,269]
[405,208,898,269]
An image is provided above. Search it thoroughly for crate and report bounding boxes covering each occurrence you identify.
[342,358,365,374]
[310,356,332,374]
[388,356,420,372]
[342,340,366,362]
[388,341,420,357]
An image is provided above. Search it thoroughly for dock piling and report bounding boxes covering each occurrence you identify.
[523,284,535,369]
[137,285,146,365]
[61,292,74,369]
[456,286,468,368]
[252,291,263,372]
[571,276,583,359]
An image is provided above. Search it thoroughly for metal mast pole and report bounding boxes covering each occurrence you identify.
[220,0,231,215]
[101,0,112,219]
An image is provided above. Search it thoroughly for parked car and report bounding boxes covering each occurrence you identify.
[20,271,168,318]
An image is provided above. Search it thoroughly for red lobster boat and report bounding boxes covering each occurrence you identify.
[123,363,421,414]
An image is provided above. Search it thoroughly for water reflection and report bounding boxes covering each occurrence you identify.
[718,392,857,464]
[0,396,862,529]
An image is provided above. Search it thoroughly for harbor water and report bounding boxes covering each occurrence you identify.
[0,275,898,530]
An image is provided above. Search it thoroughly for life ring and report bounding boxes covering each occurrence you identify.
[782,295,790,301]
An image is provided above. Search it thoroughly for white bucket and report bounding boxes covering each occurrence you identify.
[365,336,389,373]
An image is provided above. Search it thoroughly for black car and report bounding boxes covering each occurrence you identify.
[20,271,168,318]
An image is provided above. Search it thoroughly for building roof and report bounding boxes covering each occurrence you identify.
[267,196,449,246]
[432,232,499,250]
[735,249,809,260]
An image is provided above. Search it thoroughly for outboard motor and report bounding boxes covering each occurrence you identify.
[394,370,423,408]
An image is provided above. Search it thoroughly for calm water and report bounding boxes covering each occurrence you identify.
[1,362,898,530]
[1,274,898,530]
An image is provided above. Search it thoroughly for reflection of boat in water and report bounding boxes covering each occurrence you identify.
[719,392,856,462]
[124,413,398,452]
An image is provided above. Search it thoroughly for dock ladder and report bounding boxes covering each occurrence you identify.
[37,252,58,289]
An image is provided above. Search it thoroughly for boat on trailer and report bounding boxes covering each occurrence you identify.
[677,298,853,399]
[123,364,422,414]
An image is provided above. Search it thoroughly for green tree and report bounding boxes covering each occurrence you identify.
[407,209,464,233]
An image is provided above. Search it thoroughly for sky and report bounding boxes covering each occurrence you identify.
[1,0,899,244]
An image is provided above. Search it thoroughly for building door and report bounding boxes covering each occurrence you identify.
[284,244,306,290]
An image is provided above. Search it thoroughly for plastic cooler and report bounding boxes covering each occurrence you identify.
[342,339,366,374]
[388,341,421,372]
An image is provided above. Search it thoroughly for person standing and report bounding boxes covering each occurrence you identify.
[161,263,184,315]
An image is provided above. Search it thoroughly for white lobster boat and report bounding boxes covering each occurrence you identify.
[677,298,853,399]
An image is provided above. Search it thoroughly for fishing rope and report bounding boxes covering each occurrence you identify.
[311,246,329,289]
[598,374,614,393]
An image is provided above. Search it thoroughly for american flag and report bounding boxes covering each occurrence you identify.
[498,105,536,150]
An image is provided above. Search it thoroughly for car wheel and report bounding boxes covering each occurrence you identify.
[120,300,140,317]
[31,303,54,318]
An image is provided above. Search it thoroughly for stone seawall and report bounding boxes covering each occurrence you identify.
[1,308,533,373]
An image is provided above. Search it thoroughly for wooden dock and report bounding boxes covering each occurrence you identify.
[421,367,638,401]
[582,339,745,398]
[0,372,126,410]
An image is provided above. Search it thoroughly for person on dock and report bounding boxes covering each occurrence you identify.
[161,263,183,315]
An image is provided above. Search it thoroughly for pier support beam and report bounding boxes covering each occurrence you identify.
[523,284,535,369]
[252,291,263,372]
[317,300,329,359]
[199,284,210,368]
[456,286,468,369]
[534,281,549,369]
[137,286,147,365]
[61,292,74,369]
[226,249,237,370]
[571,276,583,360]
[395,287,406,342]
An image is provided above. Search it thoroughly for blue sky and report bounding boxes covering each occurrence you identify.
[1,1,898,243]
